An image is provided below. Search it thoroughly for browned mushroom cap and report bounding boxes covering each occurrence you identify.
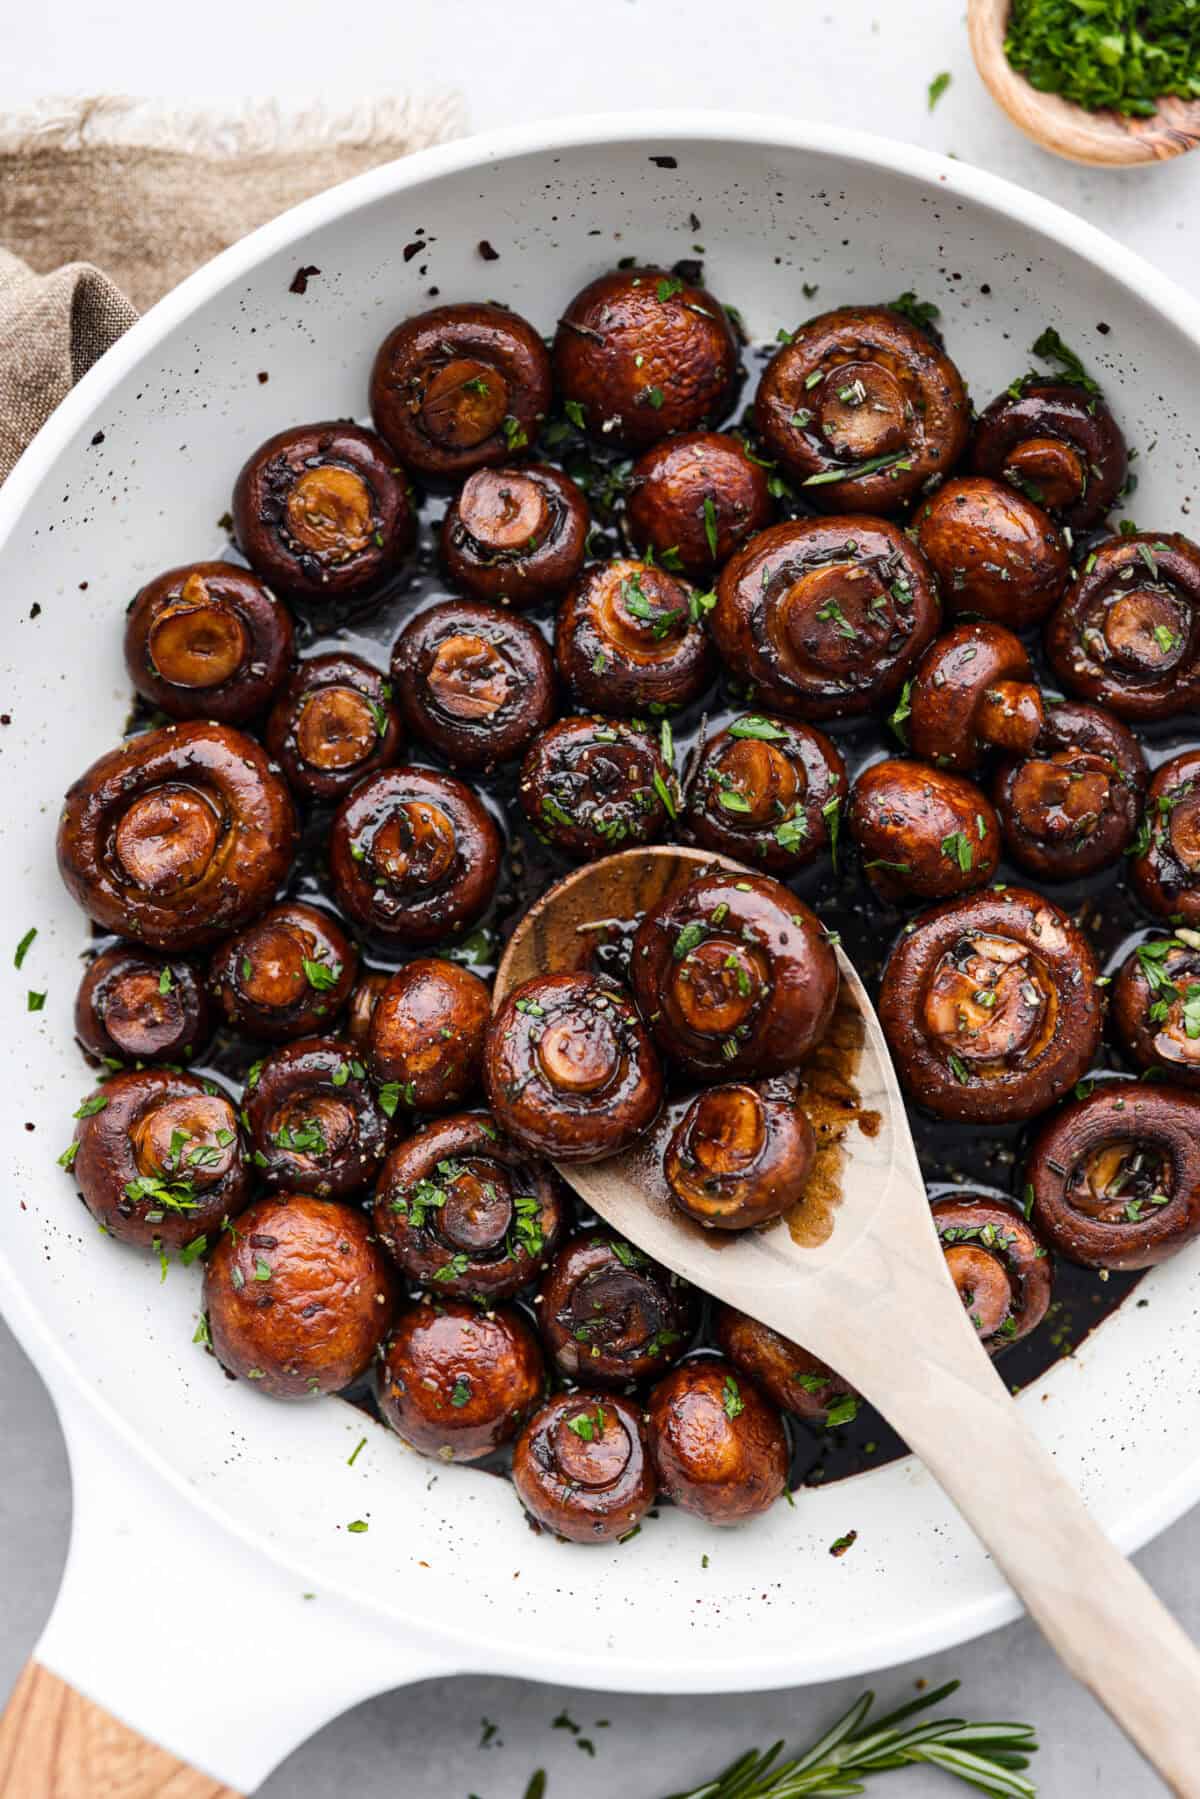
[631,872,839,1081]
[553,268,740,451]
[878,887,1102,1124]
[1128,750,1200,926]
[519,716,678,860]
[67,1069,249,1248]
[714,1305,859,1426]
[372,1110,567,1299]
[1026,1083,1200,1270]
[264,654,402,804]
[367,959,491,1112]
[993,701,1147,881]
[647,1356,789,1524]
[1045,533,1200,721]
[513,1392,656,1543]
[329,766,502,945]
[391,600,555,771]
[374,1296,544,1462]
[625,432,773,577]
[683,714,845,873]
[1113,935,1200,1085]
[124,562,294,724]
[244,1037,390,1198]
[754,305,969,515]
[555,559,714,716]
[57,721,298,952]
[664,1083,816,1230]
[847,760,1000,901]
[370,302,552,479]
[345,968,390,1054]
[931,1194,1053,1352]
[203,1194,396,1399]
[485,972,663,1163]
[75,947,210,1066]
[914,476,1069,630]
[972,379,1127,532]
[711,517,940,721]
[232,422,415,602]
[908,621,1045,773]
[440,464,588,607]
[536,1232,697,1384]
[211,901,356,1043]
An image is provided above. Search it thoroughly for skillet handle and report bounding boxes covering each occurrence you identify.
[0,1663,241,1798]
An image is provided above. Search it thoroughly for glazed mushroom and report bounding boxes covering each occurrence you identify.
[264,654,402,803]
[243,1038,390,1198]
[124,562,294,724]
[374,1296,543,1461]
[367,959,491,1112]
[1113,935,1200,1085]
[1044,532,1200,721]
[664,1082,817,1230]
[993,701,1147,881]
[647,1357,789,1525]
[711,518,940,721]
[329,766,502,945]
[203,1194,396,1399]
[714,1305,859,1427]
[553,267,740,450]
[931,1194,1053,1352]
[754,304,969,514]
[878,887,1102,1123]
[914,476,1070,630]
[75,946,210,1067]
[847,759,999,901]
[630,872,839,1080]
[391,599,555,771]
[370,302,552,478]
[345,968,389,1054]
[232,422,415,602]
[625,431,773,578]
[1128,750,1200,925]
[1026,1083,1200,1269]
[972,377,1128,531]
[210,902,356,1042]
[907,621,1045,773]
[554,559,714,715]
[519,716,678,859]
[372,1111,566,1299]
[536,1233,696,1384]
[485,971,663,1162]
[683,714,845,873]
[440,464,588,607]
[513,1393,657,1544]
[57,721,298,952]
[67,1069,249,1248]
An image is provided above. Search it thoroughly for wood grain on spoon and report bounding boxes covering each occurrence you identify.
[497,843,1200,1794]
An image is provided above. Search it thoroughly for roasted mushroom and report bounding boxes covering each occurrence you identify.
[440,464,588,606]
[878,888,1102,1122]
[553,268,740,450]
[931,1194,1052,1352]
[1044,532,1200,721]
[664,1082,816,1230]
[264,653,402,804]
[1026,1083,1200,1269]
[1128,751,1200,925]
[754,305,969,514]
[367,959,491,1112]
[370,302,552,478]
[210,901,357,1042]
[647,1357,789,1524]
[847,759,999,901]
[485,972,663,1162]
[972,377,1127,531]
[914,476,1069,630]
[243,1038,390,1198]
[75,947,210,1067]
[124,563,294,724]
[391,599,555,771]
[57,721,297,952]
[711,518,940,721]
[682,714,845,873]
[345,968,389,1054]
[630,871,839,1080]
[714,1306,859,1427]
[1113,935,1200,1084]
[536,1233,696,1384]
[519,717,678,859]
[625,431,773,578]
[907,621,1045,773]
[329,766,501,944]
[203,1193,395,1398]
[993,701,1147,881]
[375,1297,543,1461]
[554,559,714,715]
[513,1392,656,1543]
[232,422,415,602]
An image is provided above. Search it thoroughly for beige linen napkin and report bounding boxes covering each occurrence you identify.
[0,94,464,479]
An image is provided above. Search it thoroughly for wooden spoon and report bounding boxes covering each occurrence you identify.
[967,0,1200,166]
[496,842,1200,1792]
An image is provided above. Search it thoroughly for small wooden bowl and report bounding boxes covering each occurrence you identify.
[968,0,1200,166]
